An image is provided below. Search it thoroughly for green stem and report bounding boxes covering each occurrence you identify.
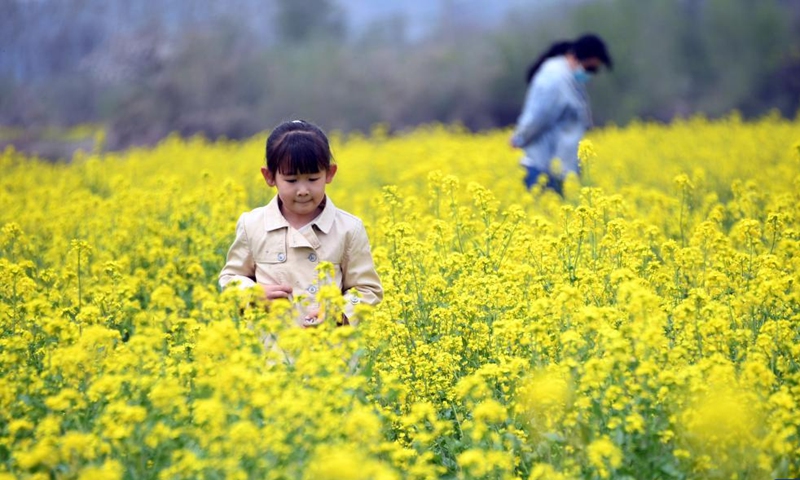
[77,249,82,312]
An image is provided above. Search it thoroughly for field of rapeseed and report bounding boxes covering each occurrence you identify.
[2,114,799,479]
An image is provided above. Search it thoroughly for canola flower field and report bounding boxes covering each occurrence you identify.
[1,114,800,479]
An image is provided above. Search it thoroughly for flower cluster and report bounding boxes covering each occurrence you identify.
[2,114,799,479]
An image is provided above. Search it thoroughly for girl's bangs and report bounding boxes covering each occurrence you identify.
[276,139,329,175]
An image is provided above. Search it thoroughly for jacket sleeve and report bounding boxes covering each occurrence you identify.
[511,78,564,148]
[341,222,383,322]
[219,214,258,290]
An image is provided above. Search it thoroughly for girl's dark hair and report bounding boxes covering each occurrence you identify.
[525,33,613,83]
[265,120,333,175]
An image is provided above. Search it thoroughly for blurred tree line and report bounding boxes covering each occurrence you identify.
[1,0,798,153]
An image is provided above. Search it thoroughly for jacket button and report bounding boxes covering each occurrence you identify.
[277,253,286,262]
[308,285,318,294]
[308,253,318,262]
[350,297,360,304]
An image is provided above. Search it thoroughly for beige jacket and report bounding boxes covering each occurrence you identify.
[219,196,383,322]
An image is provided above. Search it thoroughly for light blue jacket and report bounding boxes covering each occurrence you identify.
[511,57,592,177]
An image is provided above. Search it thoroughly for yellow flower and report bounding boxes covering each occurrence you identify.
[78,460,124,480]
[678,382,766,475]
[472,398,507,424]
[59,431,97,461]
[304,448,399,480]
[586,436,623,478]
[15,441,57,470]
[528,463,569,480]
[457,449,514,478]
[515,365,571,433]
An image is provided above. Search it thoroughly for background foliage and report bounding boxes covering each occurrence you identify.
[1,0,799,154]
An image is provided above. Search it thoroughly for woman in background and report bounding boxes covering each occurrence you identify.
[510,33,612,195]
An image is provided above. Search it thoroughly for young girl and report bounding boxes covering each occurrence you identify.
[219,120,383,326]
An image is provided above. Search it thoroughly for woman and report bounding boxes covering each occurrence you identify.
[510,33,612,194]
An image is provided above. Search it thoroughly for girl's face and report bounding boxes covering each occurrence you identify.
[261,165,338,226]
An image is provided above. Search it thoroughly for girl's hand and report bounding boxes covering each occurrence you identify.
[261,284,292,301]
[302,307,323,328]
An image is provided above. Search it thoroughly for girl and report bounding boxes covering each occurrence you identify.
[219,120,383,327]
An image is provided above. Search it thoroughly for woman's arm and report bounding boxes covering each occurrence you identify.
[511,78,564,148]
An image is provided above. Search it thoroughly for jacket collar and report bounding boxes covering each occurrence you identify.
[263,195,336,234]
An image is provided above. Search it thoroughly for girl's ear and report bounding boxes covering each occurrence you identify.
[261,167,276,186]
[325,165,338,184]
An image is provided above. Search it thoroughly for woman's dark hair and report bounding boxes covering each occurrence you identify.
[265,120,333,175]
[525,40,572,83]
[525,33,613,83]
